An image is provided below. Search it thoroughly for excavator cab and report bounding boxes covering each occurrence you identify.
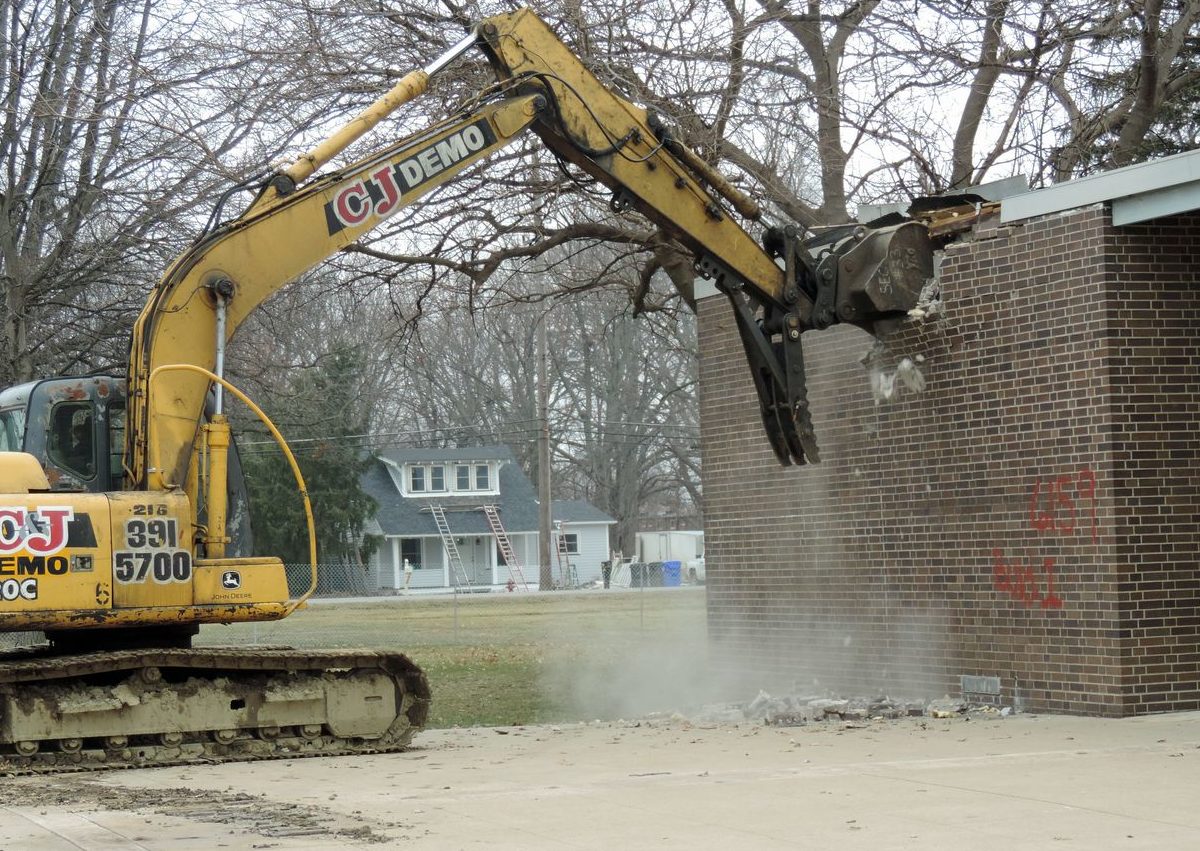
[0,376,126,493]
[48,405,96,482]
[0,376,255,557]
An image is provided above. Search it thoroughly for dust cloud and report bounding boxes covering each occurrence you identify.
[539,606,951,722]
[537,591,949,721]
[539,605,747,720]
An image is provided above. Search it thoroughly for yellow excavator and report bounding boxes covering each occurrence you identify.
[0,8,933,771]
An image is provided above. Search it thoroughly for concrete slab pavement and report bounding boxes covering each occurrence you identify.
[1,711,1197,849]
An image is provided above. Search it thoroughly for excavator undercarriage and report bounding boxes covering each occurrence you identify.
[0,645,429,774]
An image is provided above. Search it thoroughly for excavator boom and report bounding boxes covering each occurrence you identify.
[127,94,544,493]
[128,7,932,490]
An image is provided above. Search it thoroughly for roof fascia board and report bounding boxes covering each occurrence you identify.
[695,278,721,301]
[1001,148,1200,224]
[1112,181,1200,226]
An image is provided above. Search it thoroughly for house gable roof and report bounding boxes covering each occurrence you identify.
[363,446,538,536]
[377,446,514,465]
[363,446,615,537]
[552,499,616,524]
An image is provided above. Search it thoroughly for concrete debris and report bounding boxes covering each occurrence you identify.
[907,277,944,321]
[869,356,927,404]
[808,698,849,717]
[691,703,746,724]
[927,697,967,718]
[692,692,1012,727]
[859,339,929,406]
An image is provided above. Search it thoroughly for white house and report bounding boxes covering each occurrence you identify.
[361,445,615,591]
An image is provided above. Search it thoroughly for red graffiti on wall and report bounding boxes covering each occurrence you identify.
[992,549,1064,609]
[1027,468,1098,543]
[991,467,1097,610]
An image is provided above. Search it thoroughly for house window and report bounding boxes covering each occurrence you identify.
[475,463,490,490]
[430,465,445,491]
[401,538,421,568]
[559,533,579,554]
[455,464,470,490]
[410,466,425,492]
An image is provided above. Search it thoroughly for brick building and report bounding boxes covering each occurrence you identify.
[697,151,1200,716]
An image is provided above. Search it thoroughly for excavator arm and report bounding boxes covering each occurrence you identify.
[474,9,932,465]
[127,7,933,515]
[126,91,545,497]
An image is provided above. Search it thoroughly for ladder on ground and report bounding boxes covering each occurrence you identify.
[481,505,529,591]
[553,520,577,588]
[429,503,473,591]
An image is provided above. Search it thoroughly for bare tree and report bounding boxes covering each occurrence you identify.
[0,0,362,384]
[548,288,699,554]
[4,0,1191,551]
[8,0,1190,384]
[387,300,544,464]
[1047,0,1200,176]
[547,1,1200,220]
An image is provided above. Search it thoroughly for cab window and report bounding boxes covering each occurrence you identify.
[108,402,126,489]
[47,402,95,480]
[0,408,25,452]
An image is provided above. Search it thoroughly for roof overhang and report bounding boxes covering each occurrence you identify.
[1001,148,1200,227]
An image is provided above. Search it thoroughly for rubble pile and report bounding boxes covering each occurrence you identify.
[692,691,1012,727]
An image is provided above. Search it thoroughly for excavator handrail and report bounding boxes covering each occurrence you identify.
[149,364,318,613]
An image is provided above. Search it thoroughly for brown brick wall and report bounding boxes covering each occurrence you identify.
[698,206,1200,716]
[1107,216,1200,712]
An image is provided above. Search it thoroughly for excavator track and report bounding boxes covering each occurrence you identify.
[0,645,429,776]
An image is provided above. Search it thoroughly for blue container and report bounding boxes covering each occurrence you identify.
[662,560,682,587]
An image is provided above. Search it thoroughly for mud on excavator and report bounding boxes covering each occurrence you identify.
[0,8,933,772]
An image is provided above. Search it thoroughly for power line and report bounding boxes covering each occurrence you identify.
[235,420,700,454]
[237,431,701,458]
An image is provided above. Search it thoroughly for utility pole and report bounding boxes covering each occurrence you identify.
[537,313,553,590]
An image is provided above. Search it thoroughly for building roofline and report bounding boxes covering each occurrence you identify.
[1001,147,1200,226]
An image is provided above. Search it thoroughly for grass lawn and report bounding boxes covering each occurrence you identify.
[198,587,710,728]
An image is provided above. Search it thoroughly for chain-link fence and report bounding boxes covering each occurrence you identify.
[282,559,695,599]
[284,562,377,598]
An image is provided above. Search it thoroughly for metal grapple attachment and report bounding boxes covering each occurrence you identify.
[817,221,934,332]
[723,220,934,466]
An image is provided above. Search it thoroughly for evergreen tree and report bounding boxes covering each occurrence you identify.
[241,347,376,566]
